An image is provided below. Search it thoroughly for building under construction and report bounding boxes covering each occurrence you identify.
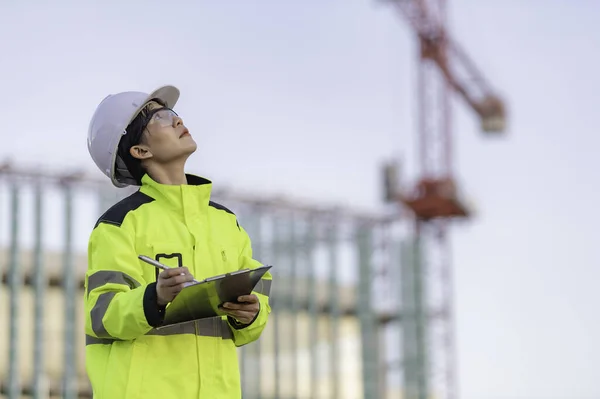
[0,165,406,399]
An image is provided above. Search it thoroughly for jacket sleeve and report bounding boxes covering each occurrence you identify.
[227,225,273,347]
[84,221,165,341]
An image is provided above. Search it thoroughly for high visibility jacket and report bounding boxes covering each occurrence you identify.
[83,174,272,399]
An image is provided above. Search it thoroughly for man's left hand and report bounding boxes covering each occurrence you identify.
[221,294,260,325]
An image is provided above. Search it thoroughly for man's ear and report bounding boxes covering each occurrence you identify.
[130,144,153,161]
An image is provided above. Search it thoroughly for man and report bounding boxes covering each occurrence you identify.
[84,85,272,399]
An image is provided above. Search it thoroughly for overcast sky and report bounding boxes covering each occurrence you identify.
[1,1,599,398]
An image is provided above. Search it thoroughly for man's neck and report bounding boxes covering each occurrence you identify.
[146,162,188,185]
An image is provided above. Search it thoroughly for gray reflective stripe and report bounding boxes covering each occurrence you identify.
[149,318,233,339]
[87,270,141,294]
[85,318,233,346]
[87,271,141,338]
[86,335,121,345]
[90,292,117,338]
[254,278,272,296]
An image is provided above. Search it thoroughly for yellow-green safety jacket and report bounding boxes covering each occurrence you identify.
[84,174,272,399]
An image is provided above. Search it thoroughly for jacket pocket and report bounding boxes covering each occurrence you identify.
[148,243,195,281]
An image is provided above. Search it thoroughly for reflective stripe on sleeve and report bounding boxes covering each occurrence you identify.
[85,317,233,345]
[90,291,117,338]
[87,271,142,339]
[87,270,141,295]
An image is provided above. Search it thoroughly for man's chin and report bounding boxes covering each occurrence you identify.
[183,146,197,160]
[187,143,198,154]
[181,141,198,154]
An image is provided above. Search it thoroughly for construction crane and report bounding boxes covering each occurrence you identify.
[382,0,507,399]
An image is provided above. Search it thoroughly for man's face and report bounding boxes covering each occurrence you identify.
[130,100,197,164]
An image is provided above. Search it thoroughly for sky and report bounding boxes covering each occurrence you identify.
[1,0,599,398]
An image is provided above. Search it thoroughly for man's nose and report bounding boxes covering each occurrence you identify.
[173,115,183,127]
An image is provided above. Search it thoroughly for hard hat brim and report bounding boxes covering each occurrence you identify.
[109,85,181,188]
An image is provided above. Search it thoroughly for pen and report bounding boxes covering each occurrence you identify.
[138,255,200,284]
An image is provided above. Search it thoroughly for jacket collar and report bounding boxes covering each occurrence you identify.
[139,173,212,213]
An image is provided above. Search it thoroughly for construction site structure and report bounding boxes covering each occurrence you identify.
[0,164,407,399]
[383,1,508,399]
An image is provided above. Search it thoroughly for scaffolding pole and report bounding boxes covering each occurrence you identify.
[7,183,21,399]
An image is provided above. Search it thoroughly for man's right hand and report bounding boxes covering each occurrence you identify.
[156,267,195,306]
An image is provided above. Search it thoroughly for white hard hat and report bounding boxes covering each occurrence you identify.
[87,85,180,187]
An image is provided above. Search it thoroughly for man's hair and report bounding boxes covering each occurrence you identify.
[116,98,166,185]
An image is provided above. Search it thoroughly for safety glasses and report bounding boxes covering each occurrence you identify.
[144,107,180,128]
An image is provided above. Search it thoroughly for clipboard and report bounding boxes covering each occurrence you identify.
[138,255,272,327]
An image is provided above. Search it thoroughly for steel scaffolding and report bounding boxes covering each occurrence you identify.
[0,165,416,399]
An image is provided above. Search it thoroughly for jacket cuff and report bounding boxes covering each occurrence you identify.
[143,282,166,328]
[228,301,261,330]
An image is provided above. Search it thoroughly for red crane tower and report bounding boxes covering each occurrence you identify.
[382,0,507,398]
